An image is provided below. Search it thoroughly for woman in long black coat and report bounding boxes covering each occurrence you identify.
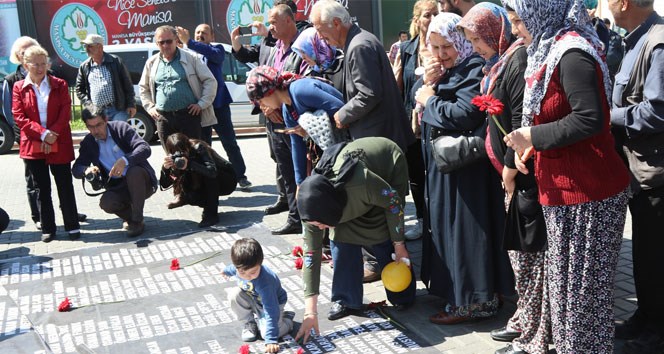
[414,12,513,325]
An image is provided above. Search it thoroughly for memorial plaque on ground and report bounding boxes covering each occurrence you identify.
[0,225,428,353]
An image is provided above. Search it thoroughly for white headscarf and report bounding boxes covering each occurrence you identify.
[426,12,474,67]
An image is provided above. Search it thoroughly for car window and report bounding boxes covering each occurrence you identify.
[222,52,252,85]
[113,51,149,83]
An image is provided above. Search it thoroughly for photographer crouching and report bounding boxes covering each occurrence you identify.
[160,133,236,228]
[72,105,158,237]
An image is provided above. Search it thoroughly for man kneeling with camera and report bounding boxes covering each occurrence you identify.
[72,105,158,237]
[160,133,237,228]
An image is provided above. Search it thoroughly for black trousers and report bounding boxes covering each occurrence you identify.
[182,173,220,219]
[24,160,40,223]
[156,109,202,150]
[629,185,664,332]
[406,139,425,219]
[264,115,287,203]
[267,120,299,224]
[24,159,80,234]
[100,166,154,224]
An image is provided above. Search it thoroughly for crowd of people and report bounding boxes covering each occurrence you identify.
[1,0,662,353]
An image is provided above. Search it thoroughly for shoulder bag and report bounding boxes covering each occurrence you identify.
[429,119,488,174]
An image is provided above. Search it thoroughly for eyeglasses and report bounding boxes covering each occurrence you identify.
[157,39,174,46]
[83,44,99,49]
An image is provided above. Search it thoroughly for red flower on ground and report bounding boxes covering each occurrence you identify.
[238,344,251,354]
[471,94,504,116]
[292,246,304,257]
[170,258,180,271]
[58,297,72,312]
[294,257,304,270]
[297,348,305,354]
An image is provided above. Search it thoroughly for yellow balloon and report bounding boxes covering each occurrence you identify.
[381,261,412,292]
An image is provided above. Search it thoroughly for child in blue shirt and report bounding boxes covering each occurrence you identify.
[223,238,293,353]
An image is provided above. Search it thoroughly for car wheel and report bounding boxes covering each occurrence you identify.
[0,120,15,155]
[127,111,155,142]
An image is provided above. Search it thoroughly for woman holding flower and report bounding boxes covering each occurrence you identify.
[458,3,549,354]
[414,13,513,325]
[504,1,630,352]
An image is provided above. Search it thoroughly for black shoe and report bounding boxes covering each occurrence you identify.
[198,214,219,228]
[392,302,414,312]
[271,222,302,235]
[495,344,527,354]
[264,201,288,215]
[328,301,363,321]
[77,213,87,222]
[41,233,55,243]
[623,330,664,354]
[490,326,522,342]
[68,231,81,240]
[616,313,646,340]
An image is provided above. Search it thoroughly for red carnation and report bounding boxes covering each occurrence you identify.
[238,344,251,354]
[471,94,507,135]
[58,297,72,312]
[170,258,180,271]
[297,348,305,354]
[292,246,304,257]
[294,257,304,270]
[471,94,504,116]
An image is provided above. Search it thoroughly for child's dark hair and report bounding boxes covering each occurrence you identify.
[230,238,264,270]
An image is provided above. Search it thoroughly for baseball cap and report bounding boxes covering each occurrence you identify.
[81,34,104,45]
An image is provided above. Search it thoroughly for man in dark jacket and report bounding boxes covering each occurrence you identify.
[309,0,415,152]
[609,1,664,353]
[75,34,136,122]
[72,106,157,237]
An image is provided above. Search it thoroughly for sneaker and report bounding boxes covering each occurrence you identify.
[404,219,423,240]
[241,321,259,342]
[238,177,252,190]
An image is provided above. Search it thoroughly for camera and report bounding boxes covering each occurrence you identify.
[85,172,105,191]
[238,26,253,36]
[171,151,187,170]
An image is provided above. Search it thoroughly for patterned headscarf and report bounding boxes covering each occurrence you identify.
[511,0,611,126]
[426,13,474,67]
[457,2,512,73]
[292,27,337,73]
[245,65,301,103]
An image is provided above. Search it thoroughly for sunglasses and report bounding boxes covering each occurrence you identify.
[157,39,174,46]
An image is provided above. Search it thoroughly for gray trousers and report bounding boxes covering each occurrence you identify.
[227,287,292,339]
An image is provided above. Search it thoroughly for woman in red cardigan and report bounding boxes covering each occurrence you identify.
[504,1,629,353]
[13,46,81,242]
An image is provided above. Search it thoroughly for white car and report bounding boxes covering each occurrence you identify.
[104,43,260,142]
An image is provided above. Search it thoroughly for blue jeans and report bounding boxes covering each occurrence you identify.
[202,105,247,180]
[330,238,416,309]
[105,107,129,122]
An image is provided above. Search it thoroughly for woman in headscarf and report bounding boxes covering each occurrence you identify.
[504,1,630,353]
[292,27,344,90]
[414,12,513,325]
[245,66,345,186]
[458,3,549,354]
[392,0,439,241]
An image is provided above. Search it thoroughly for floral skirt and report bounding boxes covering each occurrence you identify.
[542,189,628,354]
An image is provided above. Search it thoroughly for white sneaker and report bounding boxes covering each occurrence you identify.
[241,321,259,342]
[404,219,423,240]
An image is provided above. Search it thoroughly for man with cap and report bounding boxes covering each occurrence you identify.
[293,137,416,343]
[75,34,136,122]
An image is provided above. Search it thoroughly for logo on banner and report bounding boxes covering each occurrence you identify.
[50,3,108,67]
[226,0,272,45]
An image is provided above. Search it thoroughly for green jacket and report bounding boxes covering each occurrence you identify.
[302,137,408,297]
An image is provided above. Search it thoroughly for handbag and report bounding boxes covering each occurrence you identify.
[429,119,488,173]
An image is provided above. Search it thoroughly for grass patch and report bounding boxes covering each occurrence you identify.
[70,104,86,131]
